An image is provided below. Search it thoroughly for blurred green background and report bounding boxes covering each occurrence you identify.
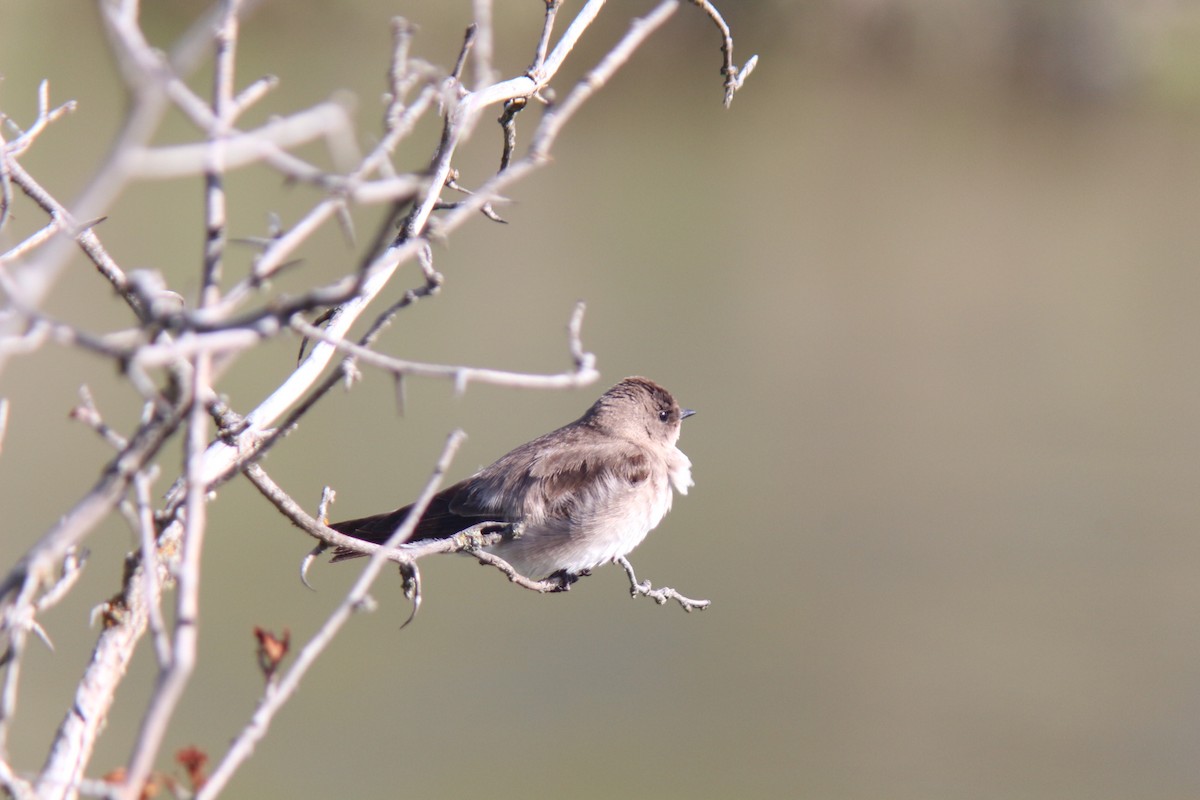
[5,1,1200,797]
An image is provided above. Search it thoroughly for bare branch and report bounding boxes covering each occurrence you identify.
[468,548,574,594]
[1,403,186,609]
[116,354,212,800]
[616,556,711,612]
[470,0,498,88]
[0,15,176,363]
[68,387,129,451]
[532,0,604,85]
[531,0,563,76]
[118,0,247,769]
[0,155,146,321]
[131,470,171,668]
[1,80,78,160]
[420,1,683,244]
[0,221,58,264]
[32,549,88,618]
[452,24,478,82]
[242,464,425,559]
[287,300,597,392]
[0,547,86,772]
[531,1,680,162]
[0,80,75,234]
[33,550,165,799]
[124,102,356,182]
[687,0,758,107]
[0,1,745,792]
[230,74,278,119]
[198,431,468,799]
[100,1,635,511]
[199,0,238,310]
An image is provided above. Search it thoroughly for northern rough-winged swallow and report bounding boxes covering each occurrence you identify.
[329,376,694,581]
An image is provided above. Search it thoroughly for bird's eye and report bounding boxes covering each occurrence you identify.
[658,410,671,423]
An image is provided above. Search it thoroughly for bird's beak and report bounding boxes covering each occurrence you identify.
[681,408,696,420]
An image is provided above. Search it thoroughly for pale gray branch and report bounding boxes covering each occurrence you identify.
[115,359,213,800]
[198,431,467,799]
[616,556,711,612]
[287,300,597,392]
[687,0,758,107]
[125,101,356,181]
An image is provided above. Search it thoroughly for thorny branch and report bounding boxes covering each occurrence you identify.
[0,1,749,798]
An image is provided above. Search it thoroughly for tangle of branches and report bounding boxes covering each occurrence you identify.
[0,2,754,798]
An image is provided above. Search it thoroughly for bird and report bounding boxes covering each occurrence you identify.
[328,376,694,582]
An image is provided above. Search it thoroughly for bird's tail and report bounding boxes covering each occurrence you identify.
[327,481,473,561]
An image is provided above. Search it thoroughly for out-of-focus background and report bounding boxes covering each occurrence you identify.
[5,1,1200,797]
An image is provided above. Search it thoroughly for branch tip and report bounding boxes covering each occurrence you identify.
[616,556,711,612]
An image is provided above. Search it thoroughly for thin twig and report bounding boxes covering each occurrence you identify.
[68,387,129,451]
[0,221,58,264]
[616,556,711,612]
[124,102,355,182]
[470,0,497,88]
[451,24,477,82]
[0,156,147,321]
[531,1,679,161]
[497,98,525,172]
[1,80,77,160]
[531,1,563,76]
[132,470,171,668]
[32,549,87,617]
[687,0,757,107]
[199,0,239,308]
[469,548,574,594]
[199,431,467,799]
[2,402,186,610]
[287,303,597,392]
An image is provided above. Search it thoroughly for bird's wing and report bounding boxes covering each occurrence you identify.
[450,435,651,523]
